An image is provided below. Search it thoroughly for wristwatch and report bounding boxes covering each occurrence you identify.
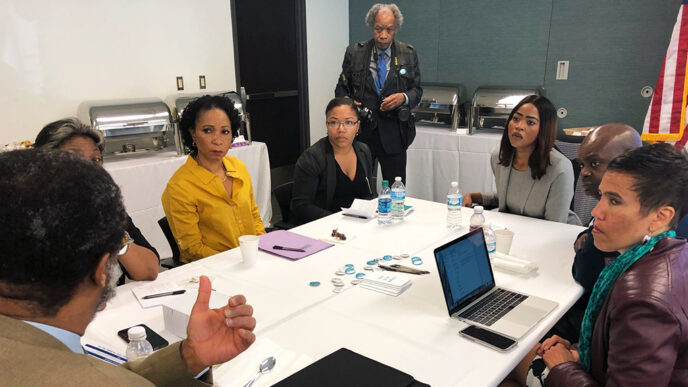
[118,231,134,256]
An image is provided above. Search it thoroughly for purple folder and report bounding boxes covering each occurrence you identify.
[258,230,334,260]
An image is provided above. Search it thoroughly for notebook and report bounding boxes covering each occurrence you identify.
[273,348,428,387]
[258,230,334,260]
[433,228,558,339]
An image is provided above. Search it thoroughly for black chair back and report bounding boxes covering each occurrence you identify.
[272,181,294,229]
[158,217,183,268]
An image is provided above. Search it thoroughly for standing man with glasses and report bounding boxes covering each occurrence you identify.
[335,3,422,184]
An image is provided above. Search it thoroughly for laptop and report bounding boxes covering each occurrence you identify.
[433,228,558,340]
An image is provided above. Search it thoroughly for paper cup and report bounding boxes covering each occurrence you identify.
[494,229,515,254]
[238,235,259,266]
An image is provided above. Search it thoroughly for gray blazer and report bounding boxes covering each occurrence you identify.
[482,149,579,224]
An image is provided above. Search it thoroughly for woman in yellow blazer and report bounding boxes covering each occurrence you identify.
[162,95,265,262]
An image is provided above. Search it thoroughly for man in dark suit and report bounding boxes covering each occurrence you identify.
[335,3,422,183]
[0,150,256,386]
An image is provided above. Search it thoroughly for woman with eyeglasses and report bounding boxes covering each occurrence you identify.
[162,95,265,263]
[291,97,375,224]
[34,118,159,284]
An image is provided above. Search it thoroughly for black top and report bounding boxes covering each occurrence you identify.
[330,158,369,212]
[291,137,375,224]
[118,215,160,285]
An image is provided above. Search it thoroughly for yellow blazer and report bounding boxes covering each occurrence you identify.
[0,314,208,386]
[162,156,266,262]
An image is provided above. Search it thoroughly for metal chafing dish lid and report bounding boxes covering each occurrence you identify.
[473,87,541,111]
[85,99,172,131]
[173,91,246,121]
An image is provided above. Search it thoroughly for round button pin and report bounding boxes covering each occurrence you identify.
[351,279,362,285]
[400,68,407,75]
[364,265,375,271]
[345,267,355,275]
[355,273,366,279]
[400,254,410,259]
[412,256,423,265]
[332,287,344,293]
[309,281,320,287]
[383,255,393,261]
[366,259,379,265]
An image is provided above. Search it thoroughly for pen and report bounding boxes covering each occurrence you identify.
[84,344,128,362]
[342,213,368,220]
[273,245,306,252]
[142,290,186,299]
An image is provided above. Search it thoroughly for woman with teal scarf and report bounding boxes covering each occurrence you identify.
[501,143,688,387]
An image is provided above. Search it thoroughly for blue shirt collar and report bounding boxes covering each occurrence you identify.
[24,320,84,354]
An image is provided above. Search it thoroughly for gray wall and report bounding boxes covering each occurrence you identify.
[348,0,679,135]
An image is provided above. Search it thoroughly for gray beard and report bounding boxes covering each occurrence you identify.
[95,257,122,311]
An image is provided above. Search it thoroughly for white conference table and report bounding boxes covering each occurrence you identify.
[84,198,584,387]
[103,142,272,259]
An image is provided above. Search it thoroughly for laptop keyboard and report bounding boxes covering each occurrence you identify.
[458,289,528,326]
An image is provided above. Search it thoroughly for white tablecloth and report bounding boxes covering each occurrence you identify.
[84,198,584,386]
[393,126,502,203]
[103,142,272,259]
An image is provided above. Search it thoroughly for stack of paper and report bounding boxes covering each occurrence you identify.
[341,199,377,219]
[360,273,412,296]
[132,282,185,309]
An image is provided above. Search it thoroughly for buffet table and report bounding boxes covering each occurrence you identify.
[83,198,584,386]
[393,125,502,203]
[103,142,272,259]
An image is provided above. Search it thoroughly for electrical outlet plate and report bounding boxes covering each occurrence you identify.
[176,76,184,91]
[556,61,569,80]
[199,75,206,89]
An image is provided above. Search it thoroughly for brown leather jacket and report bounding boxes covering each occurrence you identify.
[547,237,688,386]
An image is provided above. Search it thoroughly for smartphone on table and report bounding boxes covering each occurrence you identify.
[459,325,517,352]
[117,324,169,351]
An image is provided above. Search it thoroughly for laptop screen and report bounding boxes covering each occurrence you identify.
[433,228,496,315]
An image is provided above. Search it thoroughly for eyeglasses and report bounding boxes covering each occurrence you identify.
[326,120,359,129]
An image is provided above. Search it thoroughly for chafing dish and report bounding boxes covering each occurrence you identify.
[172,88,252,153]
[78,99,179,156]
[468,87,542,132]
[412,84,463,130]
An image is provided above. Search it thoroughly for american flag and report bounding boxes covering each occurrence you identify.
[642,0,688,154]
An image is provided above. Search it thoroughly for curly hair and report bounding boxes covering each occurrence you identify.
[607,143,688,227]
[34,117,104,153]
[497,95,557,180]
[365,3,404,30]
[0,149,127,316]
[179,95,241,155]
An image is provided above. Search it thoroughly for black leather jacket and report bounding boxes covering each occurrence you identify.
[290,137,375,224]
[335,39,422,154]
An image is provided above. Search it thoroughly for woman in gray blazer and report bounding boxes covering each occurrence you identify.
[464,95,577,224]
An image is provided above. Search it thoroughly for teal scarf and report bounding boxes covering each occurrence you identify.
[578,230,675,371]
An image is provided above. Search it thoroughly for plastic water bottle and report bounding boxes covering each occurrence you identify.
[469,205,486,232]
[390,176,406,223]
[484,223,496,255]
[125,326,153,361]
[446,181,462,230]
[378,180,392,225]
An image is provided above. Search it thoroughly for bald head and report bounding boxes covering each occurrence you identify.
[578,123,642,198]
